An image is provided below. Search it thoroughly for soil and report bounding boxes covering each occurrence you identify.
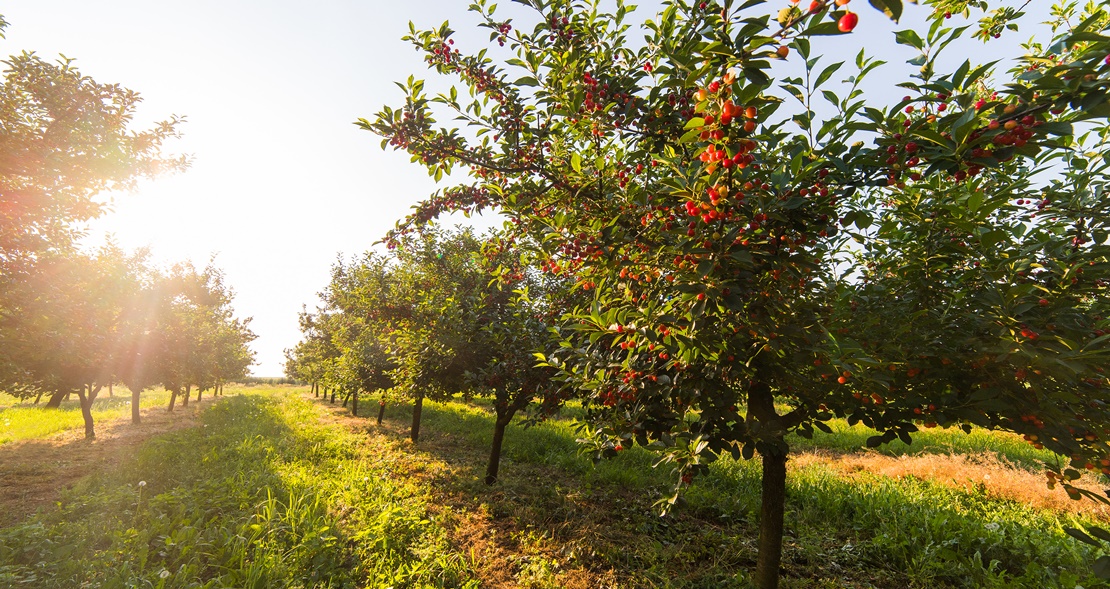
[0,399,208,527]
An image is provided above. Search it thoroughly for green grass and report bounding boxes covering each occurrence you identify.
[0,388,181,445]
[548,399,1059,469]
[0,388,477,588]
[786,418,1059,470]
[379,396,1106,588]
[1,388,1105,588]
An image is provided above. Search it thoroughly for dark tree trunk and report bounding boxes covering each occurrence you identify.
[342,391,350,408]
[44,389,66,408]
[330,389,337,403]
[108,382,114,398]
[485,415,511,485]
[351,390,359,417]
[75,384,101,440]
[410,392,424,443]
[377,396,386,425]
[168,387,178,412]
[755,445,788,589]
[182,384,191,407]
[313,382,318,397]
[132,388,142,424]
[33,391,44,405]
[196,387,203,403]
[746,380,794,589]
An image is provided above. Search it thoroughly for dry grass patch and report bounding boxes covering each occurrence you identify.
[793,448,1110,519]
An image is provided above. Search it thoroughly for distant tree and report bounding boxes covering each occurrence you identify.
[0,244,147,437]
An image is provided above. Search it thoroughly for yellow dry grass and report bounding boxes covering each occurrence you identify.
[792,449,1110,519]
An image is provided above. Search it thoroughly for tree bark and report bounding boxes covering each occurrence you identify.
[747,380,791,589]
[330,389,337,403]
[377,396,386,425]
[342,391,350,408]
[44,389,66,408]
[352,390,359,417]
[182,384,191,407]
[410,392,424,443]
[197,387,203,403]
[168,387,178,412]
[132,388,142,424]
[75,384,101,440]
[755,445,788,589]
[485,415,511,485]
[108,382,113,398]
[33,391,44,405]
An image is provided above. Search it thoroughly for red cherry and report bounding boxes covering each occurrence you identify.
[838,11,858,32]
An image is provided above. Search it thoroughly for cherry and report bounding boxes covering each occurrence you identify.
[838,11,858,33]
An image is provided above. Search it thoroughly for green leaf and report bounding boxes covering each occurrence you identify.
[1064,527,1100,547]
[805,22,849,36]
[868,0,903,22]
[1089,527,1110,543]
[571,153,582,173]
[1095,555,1110,580]
[894,29,924,50]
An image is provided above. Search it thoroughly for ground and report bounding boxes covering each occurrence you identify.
[0,398,203,527]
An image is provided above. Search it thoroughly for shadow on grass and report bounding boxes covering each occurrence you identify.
[0,393,479,589]
[344,395,1103,589]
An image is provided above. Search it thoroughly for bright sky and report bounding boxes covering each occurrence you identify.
[2,1,1052,376]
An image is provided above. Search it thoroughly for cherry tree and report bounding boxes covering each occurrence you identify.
[367,0,1110,585]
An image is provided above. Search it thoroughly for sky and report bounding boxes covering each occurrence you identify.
[1,1,1053,376]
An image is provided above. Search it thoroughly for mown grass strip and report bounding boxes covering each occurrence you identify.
[0,390,477,588]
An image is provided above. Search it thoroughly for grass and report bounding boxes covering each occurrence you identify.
[0,388,183,445]
[0,388,477,588]
[0,388,1105,588]
[379,396,1106,588]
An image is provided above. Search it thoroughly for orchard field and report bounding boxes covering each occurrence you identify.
[4,0,1110,587]
[0,386,1106,588]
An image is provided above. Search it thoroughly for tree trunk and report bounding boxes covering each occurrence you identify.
[132,388,142,424]
[168,387,178,412]
[75,384,101,440]
[44,389,66,408]
[313,382,318,397]
[485,415,511,485]
[330,389,337,403]
[410,392,424,443]
[342,391,350,408]
[197,387,203,403]
[352,390,359,417]
[746,379,791,589]
[754,444,788,589]
[33,391,44,405]
[377,396,386,425]
[182,384,191,407]
[108,382,114,398]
